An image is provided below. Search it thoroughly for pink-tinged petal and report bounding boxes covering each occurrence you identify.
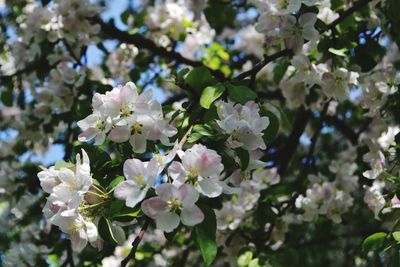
[109,126,130,143]
[70,232,88,252]
[197,178,223,198]
[155,183,179,202]
[78,128,98,142]
[145,157,159,186]
[141,197,167,218]
[155,211,180,232]
[123,159,146,181]
[130,133,147,154]
[168,161,187,186]
[299,13,317,27]
[180,205,204,226]
[179,184,199,206]
[121,82,137,104]
[94,132,106,146]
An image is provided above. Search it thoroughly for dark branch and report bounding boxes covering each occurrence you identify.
[93,17,227,81]
[120,219,150,267]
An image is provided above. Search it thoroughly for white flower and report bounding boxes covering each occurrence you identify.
[377,126,400,151]
[281,13,320,53]
[114,157,158,208]
[77,92,112,145]
[216,202,245,231]
[38,149,100,251]
[364,181,386,219]
[269,0,301,15]
[168,144,224,198]
[321,68,359,101]
[141,183,204,232]
[216,101,269,150]
[37,166,60,193]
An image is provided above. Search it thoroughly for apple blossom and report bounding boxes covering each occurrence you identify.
[216,101,269,151]
[114,157,158,208]
[141,183,204,232]
[168,144,224,198]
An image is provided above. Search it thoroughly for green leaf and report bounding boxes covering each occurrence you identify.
[54,160,75,170]
[273,105,292,132]
[200,84,225,109]
[328,47,347,57]
[204,2,236,33]
[188,124,216,143]
[106,176,125,192]
[249,258,265,267]
[109,200,142,222]
[194,205,217,267]
[227,84,257,104]
[393,232,400,242]
[98,217,119,245]
[235,147,250,170]
[237,251,253,267]
[1,89,13,106]
[362,232,387,253]
[185,66,216,92]
[262,110,279,143]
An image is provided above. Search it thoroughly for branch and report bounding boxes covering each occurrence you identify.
[93,17,226,81]
[275,107,312,175]
[324,115,358,145]
[327,0,373,31]
[120,219,150,267]
[60,241,75,267]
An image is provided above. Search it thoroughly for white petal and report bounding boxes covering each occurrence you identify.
[197,179,223,198]
[155,211,180,232]
[123,159,146,181]
[155,183,180,202]
[130,133,147,154]
[109,126,131,143]
[141,197,168,218]
[179,184,199,206]
[180,205,204,226]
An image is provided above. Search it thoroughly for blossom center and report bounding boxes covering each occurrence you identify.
[120,104,134,117]
[95,120,106,130]
[167,198,182,212]
[131,122,143,134]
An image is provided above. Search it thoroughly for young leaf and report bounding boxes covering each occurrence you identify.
[328,47,347,57]
[98,217,119,245]
[106,176,125,192]
[237,251,253,267]
[362,232,387,253]
[235,147,250,170]
[185,67,216,92]
[227,84,257,104]
[200,84,225,109]
[262,110,279,143]
[393,231,400,242]
[194,205,217,267]
[54,160,75,170]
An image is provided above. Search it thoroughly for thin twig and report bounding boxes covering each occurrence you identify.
[120,219,151,267]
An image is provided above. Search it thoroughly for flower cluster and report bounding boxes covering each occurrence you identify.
[216,100,269,151]
[78,82,177,153]
[216,168,280,231]
[294,149,358,223]
[38,150,101,251]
